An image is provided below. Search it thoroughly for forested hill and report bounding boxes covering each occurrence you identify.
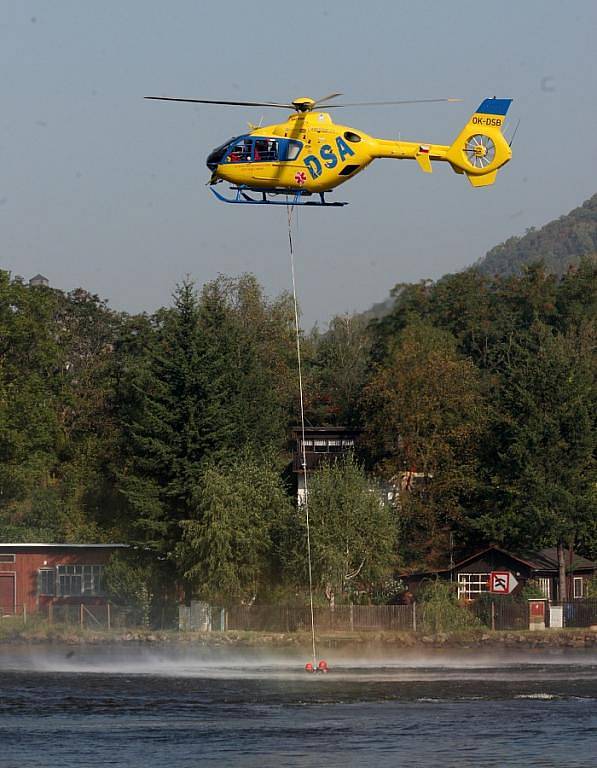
[475,193,597,277]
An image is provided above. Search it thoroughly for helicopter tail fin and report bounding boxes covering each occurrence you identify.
[445,98,513,186]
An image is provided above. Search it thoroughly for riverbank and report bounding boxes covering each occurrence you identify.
[1,619,596,650]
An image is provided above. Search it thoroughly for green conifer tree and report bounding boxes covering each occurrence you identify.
[478,322,596,572]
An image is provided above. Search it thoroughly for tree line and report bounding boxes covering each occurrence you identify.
[0,260,595,606]
[476,192,597,278]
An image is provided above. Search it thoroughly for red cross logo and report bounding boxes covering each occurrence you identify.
[294,171,307,185]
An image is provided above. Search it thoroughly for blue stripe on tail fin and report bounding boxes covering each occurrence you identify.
[476,98,512,116]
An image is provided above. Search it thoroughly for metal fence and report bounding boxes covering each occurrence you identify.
[472,598,597,630]
[186,600,597,634]
[3,598,596,632]
[47,602,137,629]
[224,604,415,633]
[560,599,597,628]
[471,599,529,631]
[0,604,29,622]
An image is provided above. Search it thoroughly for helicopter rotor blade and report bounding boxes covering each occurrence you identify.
[313,92,343,106]
[145,97,295,108]
[327,97,462,108]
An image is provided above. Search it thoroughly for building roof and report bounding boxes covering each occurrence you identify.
[401,545,596,578]
[524,547,596,572]
[291,426,362,435]
[451,545,596,573]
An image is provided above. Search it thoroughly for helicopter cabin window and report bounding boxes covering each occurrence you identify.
[285,140,302,161]
[253,139,279,162]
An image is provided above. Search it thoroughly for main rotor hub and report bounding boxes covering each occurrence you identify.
[292,97,316,112]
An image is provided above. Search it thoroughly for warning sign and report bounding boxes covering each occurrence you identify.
[489,571,518,595]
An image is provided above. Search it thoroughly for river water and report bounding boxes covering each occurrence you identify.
[1,645,595,767]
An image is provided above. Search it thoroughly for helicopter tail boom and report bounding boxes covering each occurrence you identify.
[370,98,512,187]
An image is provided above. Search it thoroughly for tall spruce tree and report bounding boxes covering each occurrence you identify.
[311,313,371,425]
[118,280,239,564]
[478,322,596,581]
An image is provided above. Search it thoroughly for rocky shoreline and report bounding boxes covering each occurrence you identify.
[1,626,596,650]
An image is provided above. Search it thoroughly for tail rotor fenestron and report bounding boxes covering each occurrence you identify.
[464,134,496,169]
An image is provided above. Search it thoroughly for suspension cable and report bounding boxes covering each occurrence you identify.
[286,202,317,668]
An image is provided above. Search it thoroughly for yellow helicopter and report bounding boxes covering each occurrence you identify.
[145,93,513,206]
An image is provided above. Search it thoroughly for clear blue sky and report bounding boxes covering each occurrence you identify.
[2,1,596,326]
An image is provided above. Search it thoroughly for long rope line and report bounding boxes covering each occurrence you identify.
[287,202,317,668]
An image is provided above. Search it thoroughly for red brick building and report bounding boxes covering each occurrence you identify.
[0,543,127,617]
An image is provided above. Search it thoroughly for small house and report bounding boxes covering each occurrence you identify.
[402,545,596,602]
[291,426,360,504]
[0,543,128,617]
[29,273,49,288]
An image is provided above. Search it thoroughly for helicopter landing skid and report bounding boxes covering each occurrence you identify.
[210,186,348,207]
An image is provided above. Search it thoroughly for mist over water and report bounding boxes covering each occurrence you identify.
[1,645,596,767]
[2,643,596,678]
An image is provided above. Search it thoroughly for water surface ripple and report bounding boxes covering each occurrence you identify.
[1,646,595,767]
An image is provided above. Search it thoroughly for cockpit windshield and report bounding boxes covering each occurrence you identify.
[206,137,239,170]
[226,138,253,162]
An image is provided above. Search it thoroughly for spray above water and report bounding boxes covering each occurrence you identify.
[1,645,595,682]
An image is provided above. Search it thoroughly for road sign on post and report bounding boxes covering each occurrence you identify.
[489,571,518,595]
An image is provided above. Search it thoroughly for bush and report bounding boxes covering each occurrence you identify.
[103,553,153,627]
[417,580,481,633]
[520,580,547,600]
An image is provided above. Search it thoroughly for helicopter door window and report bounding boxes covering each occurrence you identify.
[253,139,278,162]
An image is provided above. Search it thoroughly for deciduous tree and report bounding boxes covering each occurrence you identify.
[281,455,396,605]
[362,321,487,568]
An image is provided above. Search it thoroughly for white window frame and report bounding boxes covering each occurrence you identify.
[537,577,551,599]
[458,573,489,599]
[573,576,584,599]
[0,554,16,563]
[57,564,104,597]
[38,568,56,596]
